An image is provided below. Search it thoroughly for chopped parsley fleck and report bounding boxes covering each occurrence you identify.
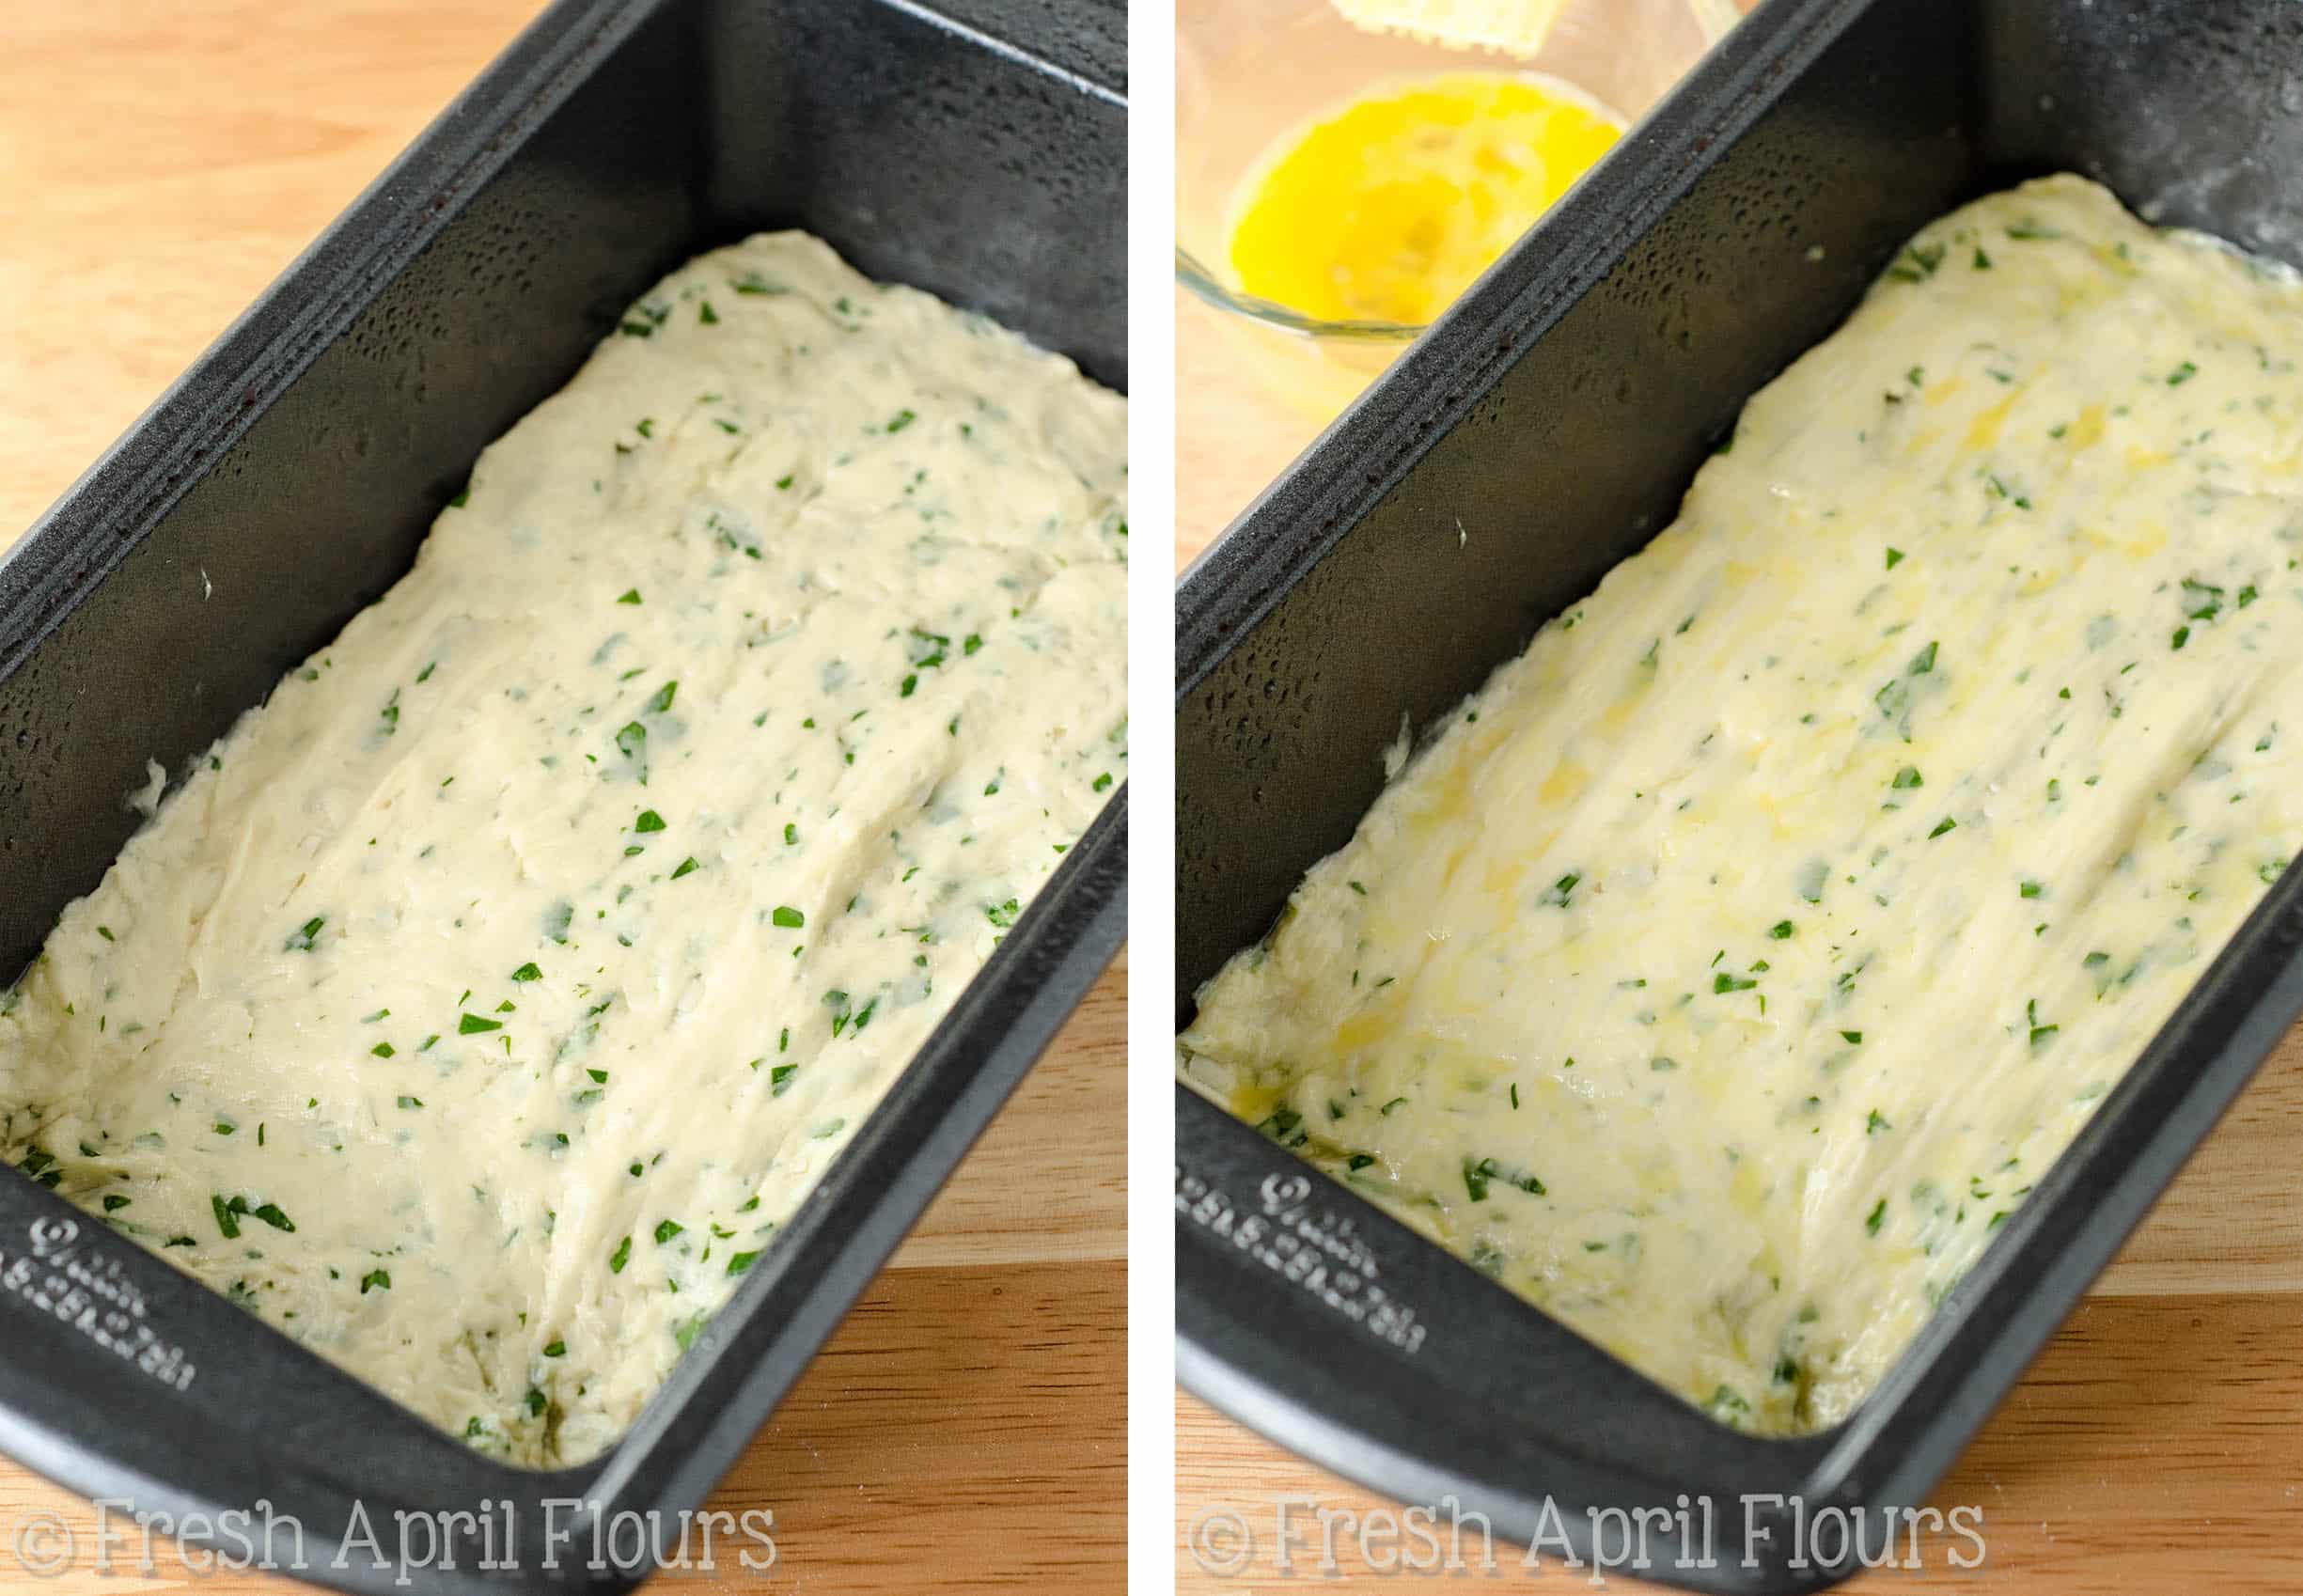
[1886,242,1945,282]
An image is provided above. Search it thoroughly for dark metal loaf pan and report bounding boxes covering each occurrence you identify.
[0,1,1123,1590]
[1176,0,2303,1588]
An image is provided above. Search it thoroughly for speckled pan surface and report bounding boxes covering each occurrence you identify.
[0,2,1122,1592]
[1176,1,2303,1590]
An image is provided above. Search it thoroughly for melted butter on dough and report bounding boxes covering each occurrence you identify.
[0,233,1126,1465]
[1182,175,2303,1433]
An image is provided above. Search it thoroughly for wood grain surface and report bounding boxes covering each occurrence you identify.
[0,5,1123,1591]
[1173,126,2303,1596]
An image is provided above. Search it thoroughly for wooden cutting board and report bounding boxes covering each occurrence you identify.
[0,6,1123,1590]
[1176,255,2303,1590]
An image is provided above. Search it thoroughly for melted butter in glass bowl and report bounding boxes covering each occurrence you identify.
[1177,0,1737,420]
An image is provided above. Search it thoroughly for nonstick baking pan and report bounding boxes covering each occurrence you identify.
[0,1,1123,1590]
[1176,0,2303,1588]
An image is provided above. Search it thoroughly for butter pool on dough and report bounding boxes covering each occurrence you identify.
[1182,175,2303,1433]
[0,233,1127,1465]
